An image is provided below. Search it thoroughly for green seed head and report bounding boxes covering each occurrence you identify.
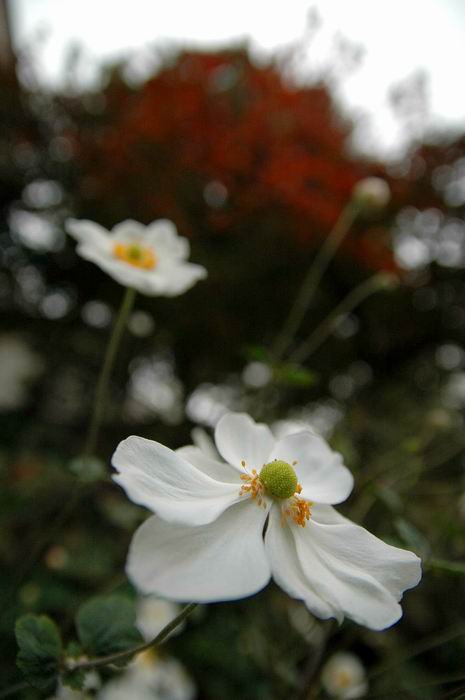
[128,245,143,260]
[259,460,298,499]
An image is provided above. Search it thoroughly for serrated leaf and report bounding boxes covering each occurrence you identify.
[76,595,143,658]
[15,614,62,693]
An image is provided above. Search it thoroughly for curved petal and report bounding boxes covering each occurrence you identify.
[65,218,110,252]
[265,506,340,621]
[145,219,190,260]
[270,432,353,505]
[112,436,241,526]
[311,505,422,601]
[147,261,207,297]
[127,501,271,602]
[215,413,274,472]
[110,219,147,241]
[75,245,152,293]
[287,516,409,630]
[75,243,205,296]
[176,445,238,483]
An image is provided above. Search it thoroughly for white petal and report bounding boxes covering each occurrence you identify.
[215,413,274,471]
[145,219,190,260]
[127,501,271,602]
[147,261,207,297]
[76,243,205,296]
[289,516,409,630]
[111,219,147,240]
[65,218,110,252]
[176,445,238,483]
[265,506,340,621]
[311,504,422,601]
[75,245,151,293]
[112,436,240,526]
[271,432,353,504]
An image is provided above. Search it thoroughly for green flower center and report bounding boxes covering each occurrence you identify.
[259,459,298,499]
[127,244,143,260]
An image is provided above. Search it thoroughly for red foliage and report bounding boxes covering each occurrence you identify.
[68,49,394,270]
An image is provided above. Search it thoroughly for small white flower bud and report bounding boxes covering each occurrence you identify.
[321,652,368,699]
[352,177,391,210]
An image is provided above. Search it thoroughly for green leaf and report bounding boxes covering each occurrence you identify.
[273,363,317,387]
[62,668,86,691]
[15,614,62,693]
[76,595,143,658]
[62,642,85,690]
[242,344,270,362]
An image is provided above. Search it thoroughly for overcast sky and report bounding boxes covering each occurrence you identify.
[10,0,465,156]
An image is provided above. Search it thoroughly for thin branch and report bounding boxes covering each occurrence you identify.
[271,202,359,362]
[290,272,394,364]
[64,603,198,673]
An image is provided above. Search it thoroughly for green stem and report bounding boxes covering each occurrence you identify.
[290,272,393,364]
[0,288,136,622]
[65,603,198,673]
[428,558,465,576]
[83,286,136,457]
[271,202,359,362]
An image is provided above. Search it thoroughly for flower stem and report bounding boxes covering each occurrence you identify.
[428,558,465,576]
[290,272,393,364]
[65,603,198,673]
[270,202,359,362]
[83,286,136,457]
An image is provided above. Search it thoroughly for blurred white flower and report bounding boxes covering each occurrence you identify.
[272,401,344,441]
[321,652,368,699]
[0,334,43,410]
[353,177,390,210]
[65,218,207,297]
[191,426,220,460]
[242,362,272,388]
[186,382,243,427]
[136,596,183,641]
[443,372,465,409]
[48,671,99,699]
[98,651,195,700]
[114,412,421,630]
[126,356,183,425]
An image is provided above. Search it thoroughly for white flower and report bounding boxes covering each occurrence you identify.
[352,177,391,210]
[65,218,207,296]
[0,334,43,410]
[113,412,421,631]
[98,651,195,700]
[47,671,99,700]
[321,652,368,699]
[136,596,183,641]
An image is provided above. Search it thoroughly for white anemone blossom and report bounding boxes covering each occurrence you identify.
[65,218,207,296]
[321,652,368,699]
[113,413,421,630]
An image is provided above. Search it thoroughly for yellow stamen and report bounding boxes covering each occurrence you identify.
[284,488,312,528]
[113,242,157,269]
